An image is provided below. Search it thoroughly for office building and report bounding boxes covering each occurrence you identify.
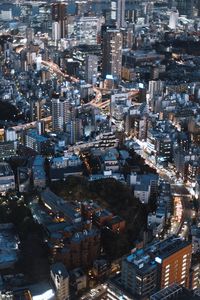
[70,268,87,293]
[74,16,103,45]
[52,2,66,38]
[176,0,194,17]
[102,29,122,80]
[121,237,192,298]
[66,118,83,145]
[109,0,125,28]
[117,0,126,28]
[25,130,50,154]
[148,80,163,99]
[85,55,98,84]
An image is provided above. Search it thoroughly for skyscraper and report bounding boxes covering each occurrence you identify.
[52,3,66,39]
[52,95,71,132]
[102,29,122,80]
[176,0,194,17]
[66,118,83,145]
[52,21,60,43]
[110,0,125,28]
[117,0,125,28]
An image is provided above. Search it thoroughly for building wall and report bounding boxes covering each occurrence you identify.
[160,244,192,289]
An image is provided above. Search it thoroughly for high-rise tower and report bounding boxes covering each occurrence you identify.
[102,29,122,80]
[52,95,71,132]
[52,2,66,39]
[117,0,125,28]
[176,0,194,18]
[110,0,126,28]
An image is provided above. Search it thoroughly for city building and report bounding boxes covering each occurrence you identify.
[150,283,200,300]
[49,153,83,181]
[0,162,15,192]
[52,2,66,38]
[74,16,104,45]
[40,189,82,224]
[32,155,46,189]
[121,237,192,298]
[102,29,122,80]
[4,128,17,142]
[25,130,50,154]
[128,173,158,204]
[0,141,17,160]
[117,0,126,28]
[85,55,98,84]
[176,0,194,17]
[50,262,69,300]
[52,96,71,133]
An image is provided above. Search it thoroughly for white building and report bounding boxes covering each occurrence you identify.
[50,263,69,300]
[129,173,158,204]
[5,128,17,142]
[169,11,179,30]
[52,96,71,132]
[148,80,163,99]
[52,21,61,42]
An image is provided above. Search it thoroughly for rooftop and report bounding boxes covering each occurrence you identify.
[51,262,68,279]
[41,189,82,223]
[125,237,191,272]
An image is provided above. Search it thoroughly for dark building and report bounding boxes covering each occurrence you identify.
[176,0,194,17]
[52,2,66,38]
[102,29,122,80]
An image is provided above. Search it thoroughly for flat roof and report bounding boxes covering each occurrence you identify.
[41,189,82,223]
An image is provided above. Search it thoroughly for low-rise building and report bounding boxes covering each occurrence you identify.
[32,155,46,189]
[0,141,17,160]
[0,162,15,192]
[40,189,82,224]
[25,129,50,154]
[50,154,83,181]
[103,151,120,172]
[129,173,158,204]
